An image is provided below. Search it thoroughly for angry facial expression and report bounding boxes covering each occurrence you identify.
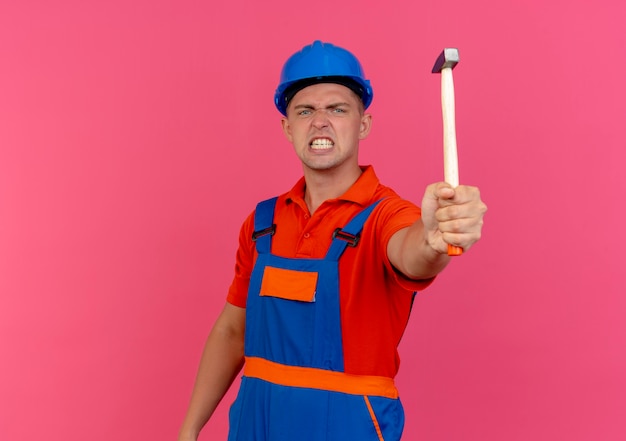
[281,83,372,175]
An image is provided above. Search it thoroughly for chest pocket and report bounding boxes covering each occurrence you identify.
[260,266,318,302]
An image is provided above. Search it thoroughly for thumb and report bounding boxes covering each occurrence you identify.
[422,182,454,210]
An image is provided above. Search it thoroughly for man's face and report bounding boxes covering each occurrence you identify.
[281,83,372,174]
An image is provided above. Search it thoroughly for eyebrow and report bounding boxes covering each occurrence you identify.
[293,102,351,110]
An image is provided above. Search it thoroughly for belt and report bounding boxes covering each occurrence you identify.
[243,356,399,399]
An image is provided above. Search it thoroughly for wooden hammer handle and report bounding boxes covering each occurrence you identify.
[441,68,463,256]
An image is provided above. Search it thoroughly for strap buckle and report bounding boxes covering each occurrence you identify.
[252,225,276,241]
[332,228,360,247]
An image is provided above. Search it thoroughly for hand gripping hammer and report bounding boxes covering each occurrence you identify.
[432,48,463,256]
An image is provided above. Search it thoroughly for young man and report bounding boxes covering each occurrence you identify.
[179,40,487,441]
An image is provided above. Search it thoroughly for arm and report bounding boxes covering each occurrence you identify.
[388,182,487,280]
[178,303,246,441]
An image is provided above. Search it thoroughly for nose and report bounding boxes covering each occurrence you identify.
[311,109,329,129]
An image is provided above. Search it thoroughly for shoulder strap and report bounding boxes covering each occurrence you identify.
[252,197,278,254]
[325,199,384,261]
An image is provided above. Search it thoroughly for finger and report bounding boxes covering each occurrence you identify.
[438,213,484,243]
[434,182,455,200]
[450,185,482,204]
[442,228,483,251]
[438,189,487,215]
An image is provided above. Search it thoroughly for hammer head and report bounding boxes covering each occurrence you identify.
[432,48,459,73]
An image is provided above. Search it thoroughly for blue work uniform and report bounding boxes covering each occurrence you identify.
[227,197,405,441]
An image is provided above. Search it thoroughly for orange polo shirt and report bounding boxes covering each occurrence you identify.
[227,166,433,378]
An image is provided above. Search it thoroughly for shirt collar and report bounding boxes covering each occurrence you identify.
[285,165,379,208]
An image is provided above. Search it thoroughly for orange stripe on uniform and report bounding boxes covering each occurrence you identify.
[243,356,399,399]
[364,396,385,441]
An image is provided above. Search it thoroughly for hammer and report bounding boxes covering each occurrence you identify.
[432,48,463,256]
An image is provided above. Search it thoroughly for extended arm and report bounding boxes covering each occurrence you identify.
[178,303,246,441]
[388,182,486,280]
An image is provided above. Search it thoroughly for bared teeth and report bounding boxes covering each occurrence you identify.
[311,139,334,149]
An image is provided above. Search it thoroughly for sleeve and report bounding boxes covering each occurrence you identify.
[226,211,256,308]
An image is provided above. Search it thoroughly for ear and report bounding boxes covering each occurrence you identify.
[281,117,293,142]
[358,113,372,140]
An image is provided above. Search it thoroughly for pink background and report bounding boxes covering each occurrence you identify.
[1,1,624,440]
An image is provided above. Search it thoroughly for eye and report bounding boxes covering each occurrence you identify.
[331,107,346,114]
[298,109,312,116]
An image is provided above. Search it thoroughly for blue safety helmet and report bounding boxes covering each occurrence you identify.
[274,40,373,116]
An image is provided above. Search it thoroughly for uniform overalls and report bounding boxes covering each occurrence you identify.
[228,197,405,441]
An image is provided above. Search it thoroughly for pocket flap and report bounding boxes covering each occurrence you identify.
[260,266,318,302]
